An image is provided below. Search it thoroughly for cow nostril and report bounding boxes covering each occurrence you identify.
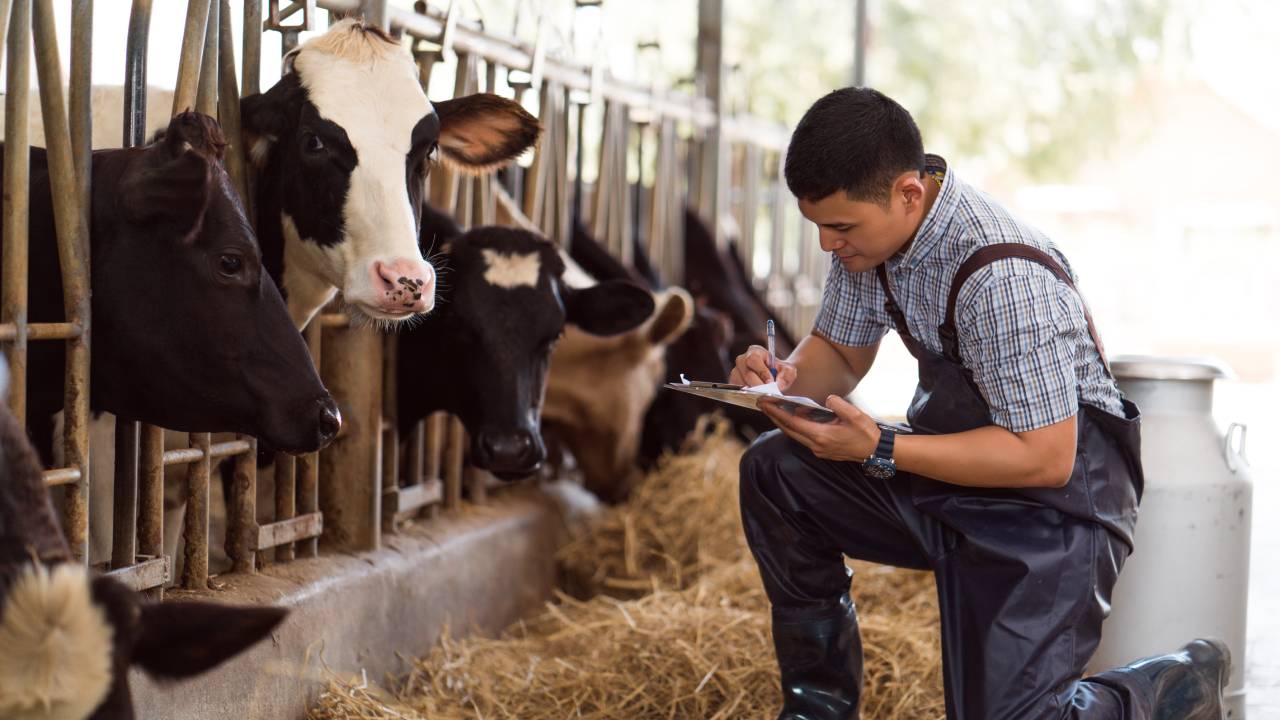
[317,402,342,444]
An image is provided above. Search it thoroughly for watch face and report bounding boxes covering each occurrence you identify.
[863,457,896,480]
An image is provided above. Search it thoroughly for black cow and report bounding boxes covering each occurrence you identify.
[395,205,653,479]
[10,113,338,464]
[0,361,286,720]
[240,19,540,331]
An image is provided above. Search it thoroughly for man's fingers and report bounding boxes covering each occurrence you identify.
[761,400,821,444]
[825,395,864,424]
[776,363,798,392]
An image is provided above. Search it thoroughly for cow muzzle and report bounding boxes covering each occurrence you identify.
[471,428,545,480]
[359,257,436,319]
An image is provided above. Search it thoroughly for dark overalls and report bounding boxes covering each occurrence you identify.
[740,244,1157,719]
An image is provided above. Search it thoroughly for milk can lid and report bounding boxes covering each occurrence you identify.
[1111,355,1234,381]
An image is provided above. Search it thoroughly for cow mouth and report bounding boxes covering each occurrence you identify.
[345,302,425,330]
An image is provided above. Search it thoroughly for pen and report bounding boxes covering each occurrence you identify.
[767,319,777,379]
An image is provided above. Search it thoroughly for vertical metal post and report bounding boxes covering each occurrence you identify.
[443,417,464,509]
[359,0,387,29]
[196,0,219,116]
[137,424,163,598]
[297,321,321,557]
[229,435,258,573]
[110,420,138,570]
[242,0,261,97]
[696,0,726,248]
[218,0,249,204]
[181,432,211,589]
[124,0,153,147]
[173,0,211,115]
[853,0,868,86]
[273,454,295,561]
[318,325,382,551]
[3,0,30,423]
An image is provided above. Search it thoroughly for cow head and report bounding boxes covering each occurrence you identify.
[543,286,695,502]
[241,19,540,330]
[91,113,339,454]
[398,215,653,479]
[0,369,286,720]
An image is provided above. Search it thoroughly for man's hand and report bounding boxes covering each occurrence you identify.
[730,345,798,391]
[760,395,880,462]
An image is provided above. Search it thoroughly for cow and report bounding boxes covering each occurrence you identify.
[239,19,541,331]
[12,112,338,468]
[395,205,654,479]
[0,360,287,720]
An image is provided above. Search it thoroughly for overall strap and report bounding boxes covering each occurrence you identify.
[875,264,924,358]
[939,243,1112,375]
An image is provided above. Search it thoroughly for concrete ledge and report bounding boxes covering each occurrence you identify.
[130,488,562,720]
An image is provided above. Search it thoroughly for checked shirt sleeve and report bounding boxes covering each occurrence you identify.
[812,257,889,347]
[955,267,1086,432]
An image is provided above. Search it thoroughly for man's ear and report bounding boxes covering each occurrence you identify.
[562,280,655,337]
[131,601,287,680]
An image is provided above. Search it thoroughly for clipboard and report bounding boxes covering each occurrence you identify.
[664,376,912,433]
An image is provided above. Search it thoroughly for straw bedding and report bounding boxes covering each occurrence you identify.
[309,420,944,719]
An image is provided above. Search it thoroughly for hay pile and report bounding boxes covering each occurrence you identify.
[310,422,944,719]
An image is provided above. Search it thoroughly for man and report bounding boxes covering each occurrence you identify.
[731,87,1229,720]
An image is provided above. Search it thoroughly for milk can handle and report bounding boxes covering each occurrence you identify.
[1224,422,1249,473]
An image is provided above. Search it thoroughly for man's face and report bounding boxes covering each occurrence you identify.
[799,173,926,273]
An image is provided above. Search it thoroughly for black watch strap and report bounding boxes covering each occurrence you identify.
[874,427,895,460]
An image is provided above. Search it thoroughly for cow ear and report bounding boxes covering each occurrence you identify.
[118,146,211,236]
[562,279,655,336]
[241,77,295,169]
[433,94,541,172]
[131,601,287,680]
[646,287,694,346]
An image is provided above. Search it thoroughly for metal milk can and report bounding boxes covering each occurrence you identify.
[1091,356,1252,718]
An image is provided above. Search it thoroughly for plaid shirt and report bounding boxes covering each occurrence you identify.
[813,155,1124,433]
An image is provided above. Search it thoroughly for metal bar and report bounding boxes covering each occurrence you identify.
[256,512,322,550]
[32,0,93,561]
[853,0,867,86]
[172,0,211,115]
[195,0,219,116]
[443,416,464,509]
[297,320,321,558]
[384,478,441,517]
[3,0,30,424]
[137,423,163,599]
[466,465,487,505]
[359,0,386,29]
[104,556,169,592]
[217,0,250,203]
[180,432,211,589]
[0,321,80,340]
[228,435,257,573]
[41,467,81,486]
[242,0,261,96]
[111,420,139,570]
[424,412,444,480]
[318,325,383,551]
[274,453,296,561]
[123,0,152,147]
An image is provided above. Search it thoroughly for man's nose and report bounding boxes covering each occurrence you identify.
[818,231,844,252]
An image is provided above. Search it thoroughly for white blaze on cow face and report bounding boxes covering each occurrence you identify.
[0,564,113,720]
[289,22,436,324]
[481,249,541,289]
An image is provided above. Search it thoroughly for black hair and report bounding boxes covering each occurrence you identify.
[784,87,925,203]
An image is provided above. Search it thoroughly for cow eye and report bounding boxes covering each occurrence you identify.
[218,254,244,277]
[304,133,325,154]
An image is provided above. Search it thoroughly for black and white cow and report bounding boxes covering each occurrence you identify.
[395,206,653,478]
[11,112,338,465]
[240,19,540,330]
[0,360,286,720]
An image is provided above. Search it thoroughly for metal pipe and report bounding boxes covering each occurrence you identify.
[42,467,81,486]
[443,416,463,509]
[217,0,249,204]
[172,0,211,115]
[242,0,261,97]
[124,0,152,147]
[853,0,867,86]
[274,453,296,561]
[229,435,257,573]
[3,0,31,424]
[111,419,139,570]
[196,0,219,116]
[138,423,164,599]
[297,321,321,557]
[181,432,211,588]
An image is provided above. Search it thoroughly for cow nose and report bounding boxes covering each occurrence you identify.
[473,429,543,478]
[370,258,435,315]
[316,397,342,449]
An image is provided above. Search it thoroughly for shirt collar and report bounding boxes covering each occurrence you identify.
[894,154,956,271]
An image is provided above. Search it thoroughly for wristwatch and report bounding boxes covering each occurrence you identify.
[861,427,897,480]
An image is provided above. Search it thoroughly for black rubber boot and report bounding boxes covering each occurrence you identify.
[771,594,862,720]
[1122,638,1231,720]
